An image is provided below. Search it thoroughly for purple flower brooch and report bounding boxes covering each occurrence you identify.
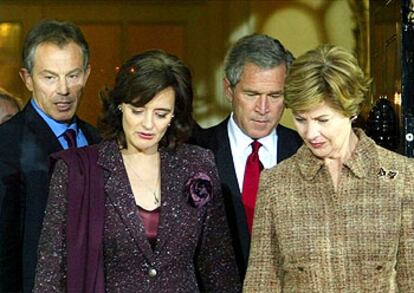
[185,172,213,208]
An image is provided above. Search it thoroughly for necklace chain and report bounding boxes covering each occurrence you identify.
[123,154,161,206]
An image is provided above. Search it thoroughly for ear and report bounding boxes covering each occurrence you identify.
[223,78,234,103]
[83,64,91,85]
[19,68,34,92]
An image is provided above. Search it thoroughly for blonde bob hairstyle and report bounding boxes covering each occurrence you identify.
[284,44,371,117]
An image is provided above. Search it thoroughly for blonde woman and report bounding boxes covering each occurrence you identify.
[244,45,414,292]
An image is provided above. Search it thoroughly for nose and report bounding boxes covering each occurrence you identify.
[142,111,154,130]
[255,95,269,115]
[304,122,320,141]
[57,78,69,96]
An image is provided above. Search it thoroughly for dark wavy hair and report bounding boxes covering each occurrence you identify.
[98,50,194,150]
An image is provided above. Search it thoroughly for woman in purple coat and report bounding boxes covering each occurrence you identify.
[34,50,241,292]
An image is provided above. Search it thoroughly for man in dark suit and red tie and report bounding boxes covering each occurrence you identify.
[192,33,302,280]
[0,20,100,293]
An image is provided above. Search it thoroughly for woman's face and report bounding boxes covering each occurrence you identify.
[121,86,175,154]
[293,102,354,160]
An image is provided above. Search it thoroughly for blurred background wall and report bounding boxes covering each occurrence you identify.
[0,0,366,130]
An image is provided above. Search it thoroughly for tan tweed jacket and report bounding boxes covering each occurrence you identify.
[244,129,414,293]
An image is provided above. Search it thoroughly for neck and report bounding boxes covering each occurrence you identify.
[323,130,358,166]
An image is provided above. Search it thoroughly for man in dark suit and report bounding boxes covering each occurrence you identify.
[0,20,100,293]
[192,34,302,280]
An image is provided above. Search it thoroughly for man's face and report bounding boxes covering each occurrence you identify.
[0,99,19,124]
[20,41,90,123]
[224,62,286,139]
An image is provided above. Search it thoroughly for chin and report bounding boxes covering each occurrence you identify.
[55,113,75,123]
[249,130,272,139]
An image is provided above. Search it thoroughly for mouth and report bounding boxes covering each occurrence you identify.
[138,132,154,140]
[309,141,325,149]
[252,119,268,125]
[55,101,74,112]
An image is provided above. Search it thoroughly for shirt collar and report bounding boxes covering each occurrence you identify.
[227,112,277,155]
[296,128,380,181]
[31,98,78,137]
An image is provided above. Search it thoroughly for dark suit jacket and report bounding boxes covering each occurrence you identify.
[191,117,302,279]
[0,102,100,293]
[34,141,241,292]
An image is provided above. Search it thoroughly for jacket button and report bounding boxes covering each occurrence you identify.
[148,268,157,277]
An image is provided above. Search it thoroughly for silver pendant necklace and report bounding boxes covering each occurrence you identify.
[123,153,161,206]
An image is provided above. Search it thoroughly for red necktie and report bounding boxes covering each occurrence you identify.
[63,129,77,148]
[242,140,263,235]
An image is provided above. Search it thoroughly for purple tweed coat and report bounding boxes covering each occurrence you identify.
[34,140,241,292]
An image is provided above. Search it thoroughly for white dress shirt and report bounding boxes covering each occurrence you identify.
[227,113,278,192]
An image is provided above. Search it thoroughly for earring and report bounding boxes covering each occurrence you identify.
[351,115,357,122]
[168,114,174,127]
[118,105,122,112]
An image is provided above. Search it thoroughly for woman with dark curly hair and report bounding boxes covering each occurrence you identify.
[34,50,240,293]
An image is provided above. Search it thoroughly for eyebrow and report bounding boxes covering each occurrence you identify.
[128,104,172,112]
[154,108,172,112]
[293,113,330,119]
[39,68,83,76]
[243,89,284,95]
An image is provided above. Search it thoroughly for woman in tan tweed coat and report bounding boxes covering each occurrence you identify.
[244,45,414,292]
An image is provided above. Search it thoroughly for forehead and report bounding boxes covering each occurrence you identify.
[295,102,344,118]
[237,62,286,89]
[32,41,84,70]
[134,87,175,109]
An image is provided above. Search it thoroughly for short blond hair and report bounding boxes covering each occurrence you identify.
[284,45,371,117]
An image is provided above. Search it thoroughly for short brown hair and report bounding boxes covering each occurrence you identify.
[98,50,194,150]
[284,44,371,117]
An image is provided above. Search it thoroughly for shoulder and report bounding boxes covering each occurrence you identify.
[77,118,101,143]
[0,110,25,135]
[276,124,302,142]
[191,118,228,147]
[176,144,215,162]
[0,112,27,161]
[50,145,100,173]
[263,153,299,179]
[260,148,303,191]
[374,144,414,176]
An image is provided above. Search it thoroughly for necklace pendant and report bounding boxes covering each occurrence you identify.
[153,192,160,205]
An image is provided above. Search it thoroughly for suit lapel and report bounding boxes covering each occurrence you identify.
[97,141,154,262]
[214,119,240,197]
[24,103,62,155]
[276,125,301,163]
[154,149,183,253]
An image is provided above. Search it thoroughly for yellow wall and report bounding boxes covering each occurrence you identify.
[201,0,357,129]
[0,0,358,129]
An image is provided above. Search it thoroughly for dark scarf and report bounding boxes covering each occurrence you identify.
[50,145,105,293]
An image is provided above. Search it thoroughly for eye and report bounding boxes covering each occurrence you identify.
[44,75,55,80]
[270,93,283,99]
[245,92,257,97]
[318,118,329,123]
[130,108,144,115]
[294,116,305,123]
[68,73,79,79]
[155,112,168,118]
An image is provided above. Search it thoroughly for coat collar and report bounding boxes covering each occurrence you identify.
[96,140,184,260]
[297,128,380,181]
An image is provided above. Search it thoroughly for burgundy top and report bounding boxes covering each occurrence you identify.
[137,206,160,248]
